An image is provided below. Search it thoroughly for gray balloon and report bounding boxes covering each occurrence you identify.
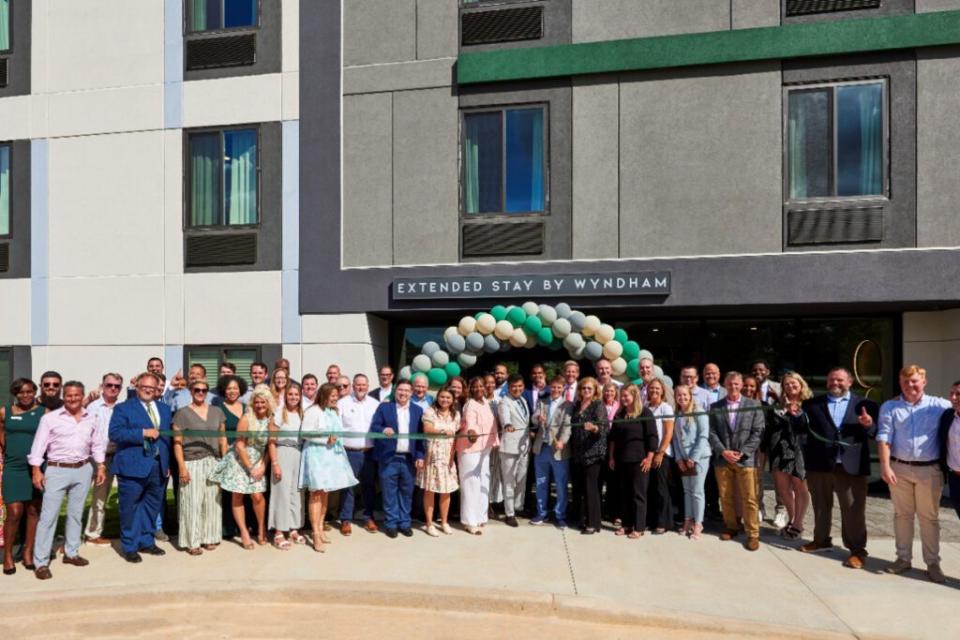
[555,302,573,319]
[584,341,604,361]
[638,349,654,362]
[465,332,485,353]
[399,366,412,380]
[445,333,466,354]
[431,350,450,367]
[483,334,501,353]
[421,341,440,357]
[568,311,586,332]
[661,374,674,389]
[458,352,477,368]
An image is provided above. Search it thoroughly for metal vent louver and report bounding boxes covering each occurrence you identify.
[462,6,544,46]
[0,242,9,272]
[787,207,883,245]
[786,0,881,16]
[186,33,256,71]
[186,233,257,267]
[462,222,544,257]
[0,58,8,87]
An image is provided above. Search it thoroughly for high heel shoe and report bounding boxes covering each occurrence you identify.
[312,530,326,553]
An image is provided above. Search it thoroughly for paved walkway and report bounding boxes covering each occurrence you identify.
[1,514,959,639]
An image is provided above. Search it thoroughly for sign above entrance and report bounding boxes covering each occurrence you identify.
[392,272,671,300]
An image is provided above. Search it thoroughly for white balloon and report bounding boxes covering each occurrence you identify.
[458,316,476,336]
[582,315,602,337]
[524,332,538,349]
[465,332,485,353]
[555,302,572,319]
[603,340,623,360]
[444,326,459,343]
[412,354,432,373]
[595,324,615,345]
[563,332,584,351]
[399,366,412,380]
[457,352,477,368]
[509,327,527,347]
[661,374,674,389]
[539,305,557,327]
[431,350,449,367]
[653,365,664,378]
[611,357,627,376]
[521,301,539,316]
[476,313,496,336]
[421,341,440,357]
[638,349,654,362]
[494,320,514,340]
[552,317,572,339]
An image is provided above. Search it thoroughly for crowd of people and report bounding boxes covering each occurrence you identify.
[1,355,959,585]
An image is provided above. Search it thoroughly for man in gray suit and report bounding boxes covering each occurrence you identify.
[497,374,532,527]
[530,376,572,528]
[708,371,765,551]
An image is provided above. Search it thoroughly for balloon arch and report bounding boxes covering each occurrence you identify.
[399,302,671,389]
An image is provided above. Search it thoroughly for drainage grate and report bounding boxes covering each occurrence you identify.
[462,5,544,46]
[185,233,258,267]
[462,221,544,257]
[186,33,256,70]
[786,0,881,16]
[787,206,883,245]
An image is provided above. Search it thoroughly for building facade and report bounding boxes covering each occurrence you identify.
[1,0,959,398]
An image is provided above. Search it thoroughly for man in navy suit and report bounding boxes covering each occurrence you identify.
[109,372,172,563]
[370,380,424,538]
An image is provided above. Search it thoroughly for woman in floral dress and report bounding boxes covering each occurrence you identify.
[418,388,460,537]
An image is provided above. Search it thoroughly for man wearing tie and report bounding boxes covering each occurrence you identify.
[562,361,580,403]
[109,372,172,563]
[370,380,424,538]
[531,376,572,527]
[497,374,532,527]
[799,367,879,569]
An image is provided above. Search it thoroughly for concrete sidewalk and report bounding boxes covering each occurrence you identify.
[1,519,958,639]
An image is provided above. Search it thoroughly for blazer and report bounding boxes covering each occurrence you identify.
[673,413,712,465]
[108,397,172,478]
[369,401,424,463]
[497,394,532,456]
[369,386,392,402]
[801,394,878,476]
[532,397,572,461]
[708,396,764,468]
[938,408,960,475]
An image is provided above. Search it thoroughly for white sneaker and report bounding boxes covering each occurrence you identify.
[424,524,440,538]
[773,508,789,530]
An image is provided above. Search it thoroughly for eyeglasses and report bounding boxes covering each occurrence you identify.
[103,383,122,390]
[42,382,61,389]
[192,388,209,394]
[337,385,349,390]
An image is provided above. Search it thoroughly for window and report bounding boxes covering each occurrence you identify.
[0,0,10,53]
[0,144,9,236]
[787,80,886,200]
[186,345,259,389]
[462,106,546,215]
[189,0,257,32]
[188,128,259,227]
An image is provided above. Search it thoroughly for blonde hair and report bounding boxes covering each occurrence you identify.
[900,364,926,379]
[281,382,303,424]
[620,384,643,418]
[780,372,813,403]
[245,383,276,424]
[673,384,696,414]
[601,381,620,401]
[576,376,600,401]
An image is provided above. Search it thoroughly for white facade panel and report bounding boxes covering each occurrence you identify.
[182,75,284,129]
[32,345,165,394]
[300,343,386,383]
[0,279,32,344]
[301,313,389,348]
[47,275,166,345]
[282,72,299,121]
[183,271,283,344]
[282,0,300,72]
[46,85,165,138]
[0,97,34,141]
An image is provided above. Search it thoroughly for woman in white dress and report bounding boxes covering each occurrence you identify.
[268,383,305,550]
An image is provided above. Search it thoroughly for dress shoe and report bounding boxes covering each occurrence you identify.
[85,536,112,546]
[340,522,352,536]
[34,566,52,580]
[364,519,379,533]
[400,528,414,538]
[719,529,738,541]
[927,563,946,584]
[141,545,166,556]
[799,540,834,553]
[529,517,545,526]
[124,552,143,563]
[23,562,36,571]
[505,516,519,528]
[843,554,864,569]
[385,528,398,539]
[153,530,170,543]
[3,566,15,576]
[745,538,760,552]
[62,555,90,567]
[885,558,912,575]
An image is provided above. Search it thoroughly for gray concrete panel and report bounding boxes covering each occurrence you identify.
[343,57,454,96]
[918,0,960,11]
[416,0,458,60]
[392,88,459,265]
[573,0,729,43]
[343,0,417,66]
[619,62,783,258]
[572,78,619,260]
[917,48,960,247]
[732,0,779,29]
[343,93,394,267]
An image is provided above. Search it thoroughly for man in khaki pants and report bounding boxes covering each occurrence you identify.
[874,365,952,583]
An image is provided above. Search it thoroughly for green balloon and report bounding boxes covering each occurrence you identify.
[490,305,508,321]
[626,358,640,380]
[427,368,448,386]
[613,328,629,344]
[631,378,644,386]
[506,306,526,328]
[443,362,461,378]
[623,341,640,361]
[474,312,484,320]
[537,327,554,346]
[549,337,563,351]
[523,315,543,335]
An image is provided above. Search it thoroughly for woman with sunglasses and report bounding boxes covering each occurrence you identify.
[1,379,46,574]
[172,380,228,556]
[570,377,609,535]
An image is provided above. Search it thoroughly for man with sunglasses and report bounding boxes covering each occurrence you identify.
[109,372,173,563]
[336,375,352,400]
[83,373,124,545]
[39,371,64,411]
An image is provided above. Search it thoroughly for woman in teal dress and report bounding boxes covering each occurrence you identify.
[300,383,357,553]
[1,379,46,575]
[216,375,247,540]
[210,383,272,550]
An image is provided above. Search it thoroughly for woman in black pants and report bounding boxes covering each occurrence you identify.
[645,379,676,534]
[570,377,609,534]
[609,384,658,538]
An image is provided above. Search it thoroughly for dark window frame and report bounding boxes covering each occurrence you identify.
[184,344,262,388]
[0,0,12,55]
[784,77,890,204]
[0,0,30,97]
[186,0,261,35]
[183,124,262,231]
[459,102,551,219]
[0,142,11,239]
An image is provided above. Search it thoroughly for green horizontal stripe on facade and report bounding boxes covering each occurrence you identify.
[457,10,960,84]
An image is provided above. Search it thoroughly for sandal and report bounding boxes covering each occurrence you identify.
[187,548,203,556]
[311,531,326,553]
[627,530,642,539]
[289,530,305,545]
[242,541,255,551]
[273,532,289,550]
[783,524,803,540]
[691,523,703,540]
[614,527,626,536]
[202,544,217,551]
